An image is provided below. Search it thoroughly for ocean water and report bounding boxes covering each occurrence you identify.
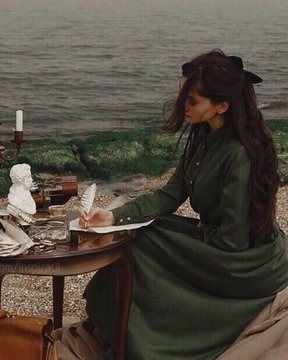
[0,0,287,139]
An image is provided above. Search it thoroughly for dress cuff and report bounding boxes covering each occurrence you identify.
[111,207,134,226]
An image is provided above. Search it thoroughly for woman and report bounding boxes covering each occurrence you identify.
[79,49,288,359]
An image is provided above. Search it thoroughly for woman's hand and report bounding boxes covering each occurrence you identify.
[78,208,116,228]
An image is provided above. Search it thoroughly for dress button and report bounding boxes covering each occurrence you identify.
[120,219,124,223]
[127,216,131,221]
[202,145,205,149]
[196,161,200,166]
[189,180,193,185]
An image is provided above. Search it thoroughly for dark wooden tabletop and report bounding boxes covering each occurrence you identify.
[2,210,135,261]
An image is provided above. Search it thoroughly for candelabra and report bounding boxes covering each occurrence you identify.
[0,131,25,162]
[0,110,25,162]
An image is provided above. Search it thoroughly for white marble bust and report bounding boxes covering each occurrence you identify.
[6,164,36,223]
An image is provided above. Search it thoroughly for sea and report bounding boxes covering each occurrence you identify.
[0,0,287,140]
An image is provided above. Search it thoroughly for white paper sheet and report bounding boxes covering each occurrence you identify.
[69,218,155,233]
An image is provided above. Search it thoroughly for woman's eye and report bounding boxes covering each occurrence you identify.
[187,99,196,105]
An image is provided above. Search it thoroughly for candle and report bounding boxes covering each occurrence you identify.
[16,110,23,131]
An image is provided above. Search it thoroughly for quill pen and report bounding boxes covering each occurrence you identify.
[81,183,97,214]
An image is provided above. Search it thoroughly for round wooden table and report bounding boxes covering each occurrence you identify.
[0,215,134,360]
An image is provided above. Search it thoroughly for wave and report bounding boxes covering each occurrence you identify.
[76,54,115,60]
[259,101,287,110]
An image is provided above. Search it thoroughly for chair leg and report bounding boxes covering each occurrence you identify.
[53,276,65,329]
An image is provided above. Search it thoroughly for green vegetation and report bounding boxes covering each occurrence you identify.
[266,120,288,184]
[71,129,185,179]
[266,120,288,154]
[0,140,87,175]
[0,120,287,197]
[0,169,11,197]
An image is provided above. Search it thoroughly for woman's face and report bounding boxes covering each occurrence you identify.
[179,76,225,125]
[184,91,219,124]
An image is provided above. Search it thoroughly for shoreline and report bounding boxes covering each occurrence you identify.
[0,119,287,198]
[2,117,287,142]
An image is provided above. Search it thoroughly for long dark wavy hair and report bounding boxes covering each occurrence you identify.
[162,48,280,241]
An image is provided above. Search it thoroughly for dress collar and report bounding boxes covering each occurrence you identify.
[202,122,236,150]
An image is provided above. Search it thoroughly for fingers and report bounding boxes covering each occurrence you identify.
[78,218,91,229]
[78,207,102,228]
[87,207,100,221]
[78,210,90,228]
[78,209,88,220]
[78,209,94,228]
[78,217,86,228]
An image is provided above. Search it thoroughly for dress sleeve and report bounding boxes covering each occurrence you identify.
[197,146,251,252]
[111,157,189,225]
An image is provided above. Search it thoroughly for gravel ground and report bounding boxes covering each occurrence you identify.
[0,172,287,321]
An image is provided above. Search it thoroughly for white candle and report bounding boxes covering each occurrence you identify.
[16,110,23,131]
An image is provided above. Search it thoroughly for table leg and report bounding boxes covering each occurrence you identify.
[0,275,5,306]
[115,250,133,360]
[53,276,65,329]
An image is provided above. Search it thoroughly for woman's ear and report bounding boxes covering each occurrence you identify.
[217,101,230,114]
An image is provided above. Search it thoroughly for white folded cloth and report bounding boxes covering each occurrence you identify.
[0,219,34,257]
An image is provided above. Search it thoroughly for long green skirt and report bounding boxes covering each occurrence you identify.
[83,215,288,359]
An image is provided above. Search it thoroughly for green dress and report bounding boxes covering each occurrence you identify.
[83,122,288,359]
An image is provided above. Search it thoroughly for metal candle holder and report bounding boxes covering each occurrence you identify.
[0,129,25,162]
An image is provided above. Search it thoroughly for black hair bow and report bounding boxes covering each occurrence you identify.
[181,55,263,84]
[227,56,263,84]
[181,62,196,77]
